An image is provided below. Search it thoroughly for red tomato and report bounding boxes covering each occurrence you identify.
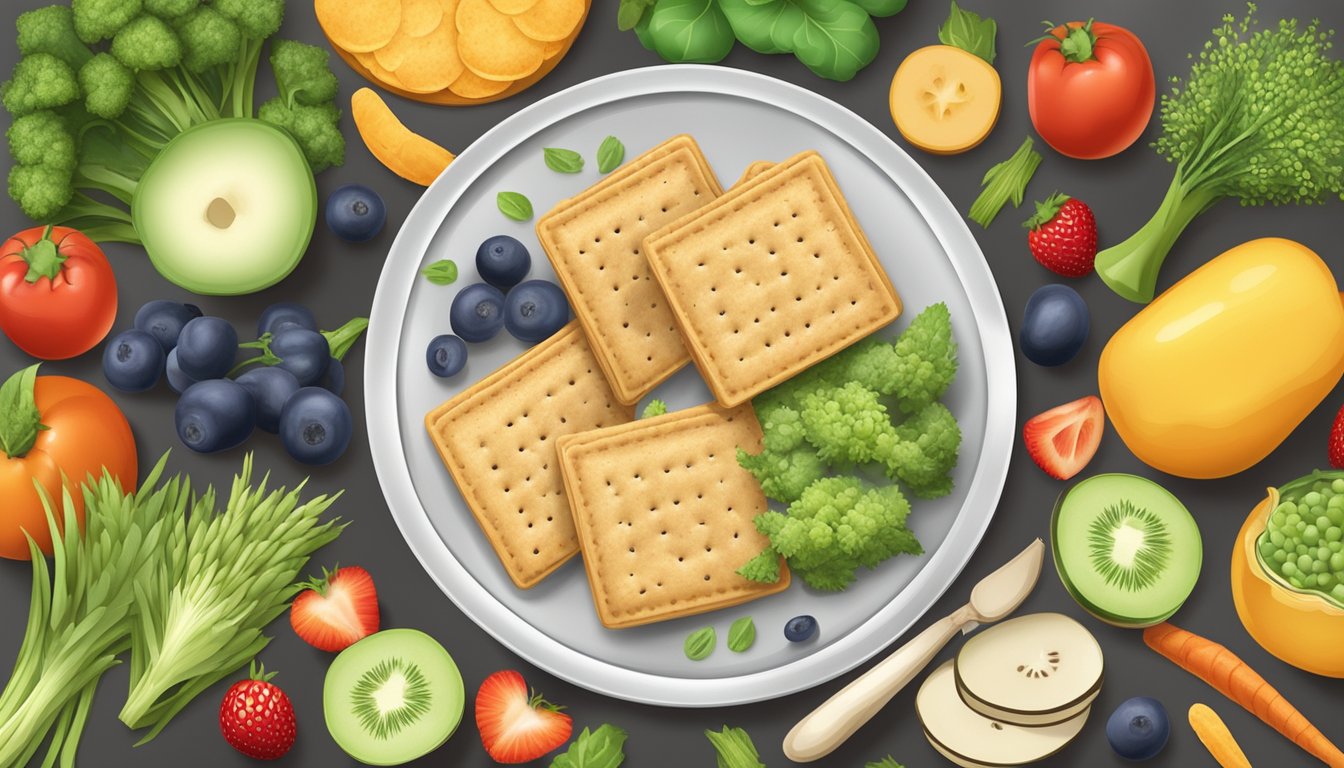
[0,226,118,360]
[1027,20,1155,160]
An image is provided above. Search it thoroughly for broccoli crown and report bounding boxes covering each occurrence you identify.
[214,0,284,40]
[79,53,135,119]
[737,444,826,505]
[259,97,345,173]
[71,0,142,44]
[800,383,899,465]
[7,111,76,171]
[890,302,956,413]
[144,0,201,20]
[175,6,241,73]
[8,164,75,221]
[1157,7,1344,205]
[110,15,182,71]
[2,53,80,117]
[640,399,668,419]
[17,6,91,68]
[759,405,805,453]
[270,40,339,107]
[881,402,962,499]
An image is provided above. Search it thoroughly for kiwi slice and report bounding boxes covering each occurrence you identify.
[324,629,464,765]
[1051,474,1202,628]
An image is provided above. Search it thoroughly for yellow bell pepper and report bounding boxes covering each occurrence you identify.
[1099,238,1344,479]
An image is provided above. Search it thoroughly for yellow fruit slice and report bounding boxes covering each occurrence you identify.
[489,0,539,13]
[315,0,402,53]
[456,0,545,82]
[393,18,465,93]
[351,88,456,186]
[889,45,1001,155]
[448,69,513,99]
[511,0,583,42]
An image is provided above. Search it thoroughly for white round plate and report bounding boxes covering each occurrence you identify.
[366,65,1015,707]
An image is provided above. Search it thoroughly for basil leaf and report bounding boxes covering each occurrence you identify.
[938,1,997,64]
[421,259,459,285]
[617,0,653,31]
[633,7,657,50]
[851,0,906,17]
[550,724,628,768]
[790,0,879,82]
[544,147,585,174]
[497,191,534,221]
[727,617,755,653]
[705,727,765,768]
[720,0,804,55]
[597,136,625,174]
[0,364,45,459]
[648,0,736,64]
[684,626,716,660]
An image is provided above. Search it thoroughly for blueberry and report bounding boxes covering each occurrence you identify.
[1106,697,1170,761]
[175,379,256,453]
[426,335,468,378]
[784,615,818,643]
[236,366,301,433]
[133,300,203,352]
[280,387,353,465]
[475,235,532,289]
[165,348,197,394]
[102,329,166,392]
[258,302,317,336]
[319,357,344,396]
[271,327,331,386]
[450,283,506,343]
[1020,284,1089,366]
[176,317,238,380]
[504,280,570,343]
[326,184,386,243]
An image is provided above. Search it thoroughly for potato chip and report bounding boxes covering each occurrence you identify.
[456,0,545,82]
[354,49,406,88]
[315,0,402,53]
[448,69,512,99]
[392,18,465,93]
[542,38,565,58]
[400,0,445,36]
[511,0,583,42]
[489,0,539,14]
[351,88,456,186]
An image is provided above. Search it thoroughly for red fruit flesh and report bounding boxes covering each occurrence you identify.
[1024,395,1105,480]
[219,667,296,761]
[290,566,380,652]
[475,670,573,764]
[1330,404,1344,469]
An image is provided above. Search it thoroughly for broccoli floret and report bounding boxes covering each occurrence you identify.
[258,98,345,173]
[834,337,902,396]
[759,405,805,453]
[175,6,241,73]
[2,54,80,117]
[270,40,339,107]
[17,6,92,69]
[640,399,667,419]
[742,477,920,591]
[737,444,826,505]
[78,53,135,119]
[891,303,957,414]
[7,111,76,172]
[799,382,900,465]
[144,0,200,20]
[214,0,284,40]
[111,16,182,71]
[71,0,142,44]
[880,402,961,499]
[8,164,74,221]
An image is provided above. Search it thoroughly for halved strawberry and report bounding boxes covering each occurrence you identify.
[1330,403,1344,469]
[289,565,380,652]
[475,670,573,764]
[1024,395,1105,480]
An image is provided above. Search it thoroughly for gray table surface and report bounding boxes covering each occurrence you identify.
[3,1,1343,765]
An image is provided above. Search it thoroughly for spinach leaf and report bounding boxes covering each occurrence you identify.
[790,0,879,82]
[617,0,655,31]
[938,1,996,64]
[634,9,658,50]
[851,0,906,17]
[720,0,804,55]
[647,0,736,63]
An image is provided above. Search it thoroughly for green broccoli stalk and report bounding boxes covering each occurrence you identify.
[1095,5,1344,303]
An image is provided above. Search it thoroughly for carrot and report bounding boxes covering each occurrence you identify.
[1144,622,1344,767]
[1188,703,1251,768]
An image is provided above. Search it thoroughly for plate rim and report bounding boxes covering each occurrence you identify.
[364,64,1017,707]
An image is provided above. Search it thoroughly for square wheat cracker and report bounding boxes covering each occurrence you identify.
[536,135,723,406]
[424,322,634,589]
[556,403,790,629]
[643,151,902,406]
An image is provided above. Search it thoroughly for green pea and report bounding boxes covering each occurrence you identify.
[1280,501,1300,516]
[1297,544,1310,555]
[1328,527,1342,542]
[1321,547,1333,562]
[1320,573,1336,588]
[1290,576,1306,589]
[1330,552,1344,571]
[1313,560,1328,574]
[1283,561,1299,576]
[1274,549,1289,563]
[1318,516,1332,530]
[1304,491,1323,507]
[1333,584,1344,602]
[1305,525,1321,545]
[1299,554,1315,571]
[1332,478,1344,494]
[1287,513,1303,527]
[1259,541,1278,559]
[1270,530,1286,547]
[1331,541,1343,552]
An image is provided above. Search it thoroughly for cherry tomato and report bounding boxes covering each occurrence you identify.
[0,226,118,360]
[1027,20,1155,160]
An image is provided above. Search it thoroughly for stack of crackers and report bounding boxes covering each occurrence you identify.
[316,0,588,106]
[426,136,902,629]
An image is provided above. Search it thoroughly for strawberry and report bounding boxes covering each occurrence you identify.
[218,662,296,761]
[475,670,573,764]
[1330,403,1344,469]
[1024,395,1105,480]
[1025,193,1098,277]
[289,565,380,652]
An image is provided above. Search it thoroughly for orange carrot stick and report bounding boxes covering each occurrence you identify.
[1144,622,1344,767]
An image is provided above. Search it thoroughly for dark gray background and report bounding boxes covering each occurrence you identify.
[3,1,1343,765]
